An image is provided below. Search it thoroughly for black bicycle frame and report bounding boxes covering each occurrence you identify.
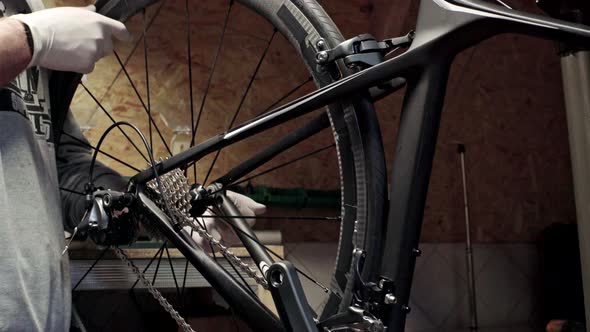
[128,0,590,330]
[136,191,285,330]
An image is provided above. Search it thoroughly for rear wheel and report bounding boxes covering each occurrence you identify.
[63,0,388,327]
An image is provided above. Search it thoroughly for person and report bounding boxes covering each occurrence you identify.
[0,1,265,331]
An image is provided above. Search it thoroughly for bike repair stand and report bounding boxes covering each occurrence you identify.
[539,0,590,327]
[458,144,478,331]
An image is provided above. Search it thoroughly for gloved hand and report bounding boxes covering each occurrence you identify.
[185,191,266,251]
[12,5,131,73]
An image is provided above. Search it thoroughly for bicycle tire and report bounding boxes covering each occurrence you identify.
[237,0,388,317]
[66,0,389,323]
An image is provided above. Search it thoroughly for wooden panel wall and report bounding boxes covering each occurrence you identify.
[52,0,576,242]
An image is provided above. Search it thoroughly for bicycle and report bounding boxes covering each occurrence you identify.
[50,0,590,331]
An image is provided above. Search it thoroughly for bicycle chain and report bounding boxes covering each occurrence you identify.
[145,169,269,289]
[113,169,268,331]
[114,247,195,332]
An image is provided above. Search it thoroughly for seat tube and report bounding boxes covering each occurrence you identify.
[381,59,452,330]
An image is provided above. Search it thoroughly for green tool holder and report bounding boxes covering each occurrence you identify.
[241,185,340,209]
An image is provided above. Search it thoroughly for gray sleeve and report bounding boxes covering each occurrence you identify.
[57,112,127,232]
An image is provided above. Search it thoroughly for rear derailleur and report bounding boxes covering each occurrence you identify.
[76,186,137,246]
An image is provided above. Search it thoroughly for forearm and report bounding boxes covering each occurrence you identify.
[0,18,31,86]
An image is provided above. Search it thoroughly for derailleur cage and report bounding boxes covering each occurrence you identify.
[315,31,414,69]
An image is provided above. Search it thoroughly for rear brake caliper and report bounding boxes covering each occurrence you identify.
[315,31,414,69]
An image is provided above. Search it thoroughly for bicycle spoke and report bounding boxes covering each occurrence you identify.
[199,214,258,298]
[130,242,166,290]
[196,216,218,262]
[198,215,340,221]
[179,217,257,303]
[80,83,149,163]
[199,212,260,297]
[190,0,234,148]
[95,1,166,108]
[60,131,141,172]
[180,229,193,302]
[164,244,182,303]
[201,143,336,198]
[114,51,173,156]
[231,144,335,187]
[495,0,512,9]
[151,244,165,285]
[185,0,197,182]
[143,9,153,153]
[225,250,259,298]
[203,30,278,184]
[72,247,109,291]
[257,76,313,116]
[179,218,219,308]
[60,187,85,196]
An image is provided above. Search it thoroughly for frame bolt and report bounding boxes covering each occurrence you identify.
[102,193,112,208]
[316,38,327,50]
[412,248,422,257]
[316,50,329,64]
[384,293,397,304]
[402,305,411,313]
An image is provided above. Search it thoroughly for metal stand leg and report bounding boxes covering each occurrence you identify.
[458,144,478,331]
[560,50,590,328]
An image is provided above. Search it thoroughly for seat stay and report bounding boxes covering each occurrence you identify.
[450,0,590,37]
[433,0,590,44]
[407,0,590,61]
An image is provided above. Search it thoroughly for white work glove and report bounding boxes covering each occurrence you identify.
[12,5,131,73]
[185,191,266,251]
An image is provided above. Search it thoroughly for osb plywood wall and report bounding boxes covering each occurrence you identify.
[52,0,576,242]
